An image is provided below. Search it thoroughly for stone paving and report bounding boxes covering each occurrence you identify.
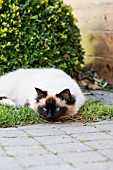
[85,90,113,105]
[0,120,113,170]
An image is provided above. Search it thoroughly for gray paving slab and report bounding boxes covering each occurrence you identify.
[0,136,39,147]
[45,142,92,153]
[109,131,113,136]
[0,157,21,169]
[0,120,113,170]
[5,145,49,156]
[34,134,76,145]
[60,125,100,134]
[15,154,63,168]
[85,90,113,105]
[0,147,7,156]
[24,128,65,137]
[25,164,76,170]
[0,130,27,137]
[58,151,107,164]
[76,162,113,170]
[95,123,113,132]
[84,139,113,150]
[72,132,113,141]
[99,149,113,160]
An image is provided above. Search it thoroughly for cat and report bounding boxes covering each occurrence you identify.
[0,68,85,121]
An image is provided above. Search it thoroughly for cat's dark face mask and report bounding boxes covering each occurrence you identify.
[35,88,76,121]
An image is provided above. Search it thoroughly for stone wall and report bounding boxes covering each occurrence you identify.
[64,0,113,85]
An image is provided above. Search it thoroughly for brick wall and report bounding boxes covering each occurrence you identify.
[64,0,113,85]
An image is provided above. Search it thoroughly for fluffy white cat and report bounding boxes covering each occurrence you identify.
[0,68,85,120]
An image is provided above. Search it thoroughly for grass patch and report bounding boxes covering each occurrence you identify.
[0,105,43,128]
[0,100,113,128]
[78,100,113,122]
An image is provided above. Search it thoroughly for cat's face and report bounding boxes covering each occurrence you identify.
[33,88,76,121]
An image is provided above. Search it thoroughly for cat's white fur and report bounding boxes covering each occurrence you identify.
[0,68,85,112]
[0,98,16,107]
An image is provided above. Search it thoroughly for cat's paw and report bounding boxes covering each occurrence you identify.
[0,99,16,108]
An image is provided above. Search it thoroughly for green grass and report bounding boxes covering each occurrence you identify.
[0,100,113,127]
[0,105,43,128]
[78,100,113,122]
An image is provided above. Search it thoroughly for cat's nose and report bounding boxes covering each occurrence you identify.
[47,112,53,118]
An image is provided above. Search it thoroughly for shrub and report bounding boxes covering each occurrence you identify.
[0,0,84,76]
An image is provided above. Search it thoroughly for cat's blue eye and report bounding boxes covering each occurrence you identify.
[42,107,47,112]
[55,107,60,112]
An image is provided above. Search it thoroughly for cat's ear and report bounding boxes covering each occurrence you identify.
[35,88,47,101]
[56,89,76,105]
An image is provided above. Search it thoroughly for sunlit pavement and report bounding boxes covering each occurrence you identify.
[0,120,113,170]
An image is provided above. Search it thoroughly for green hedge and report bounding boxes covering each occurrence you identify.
[0,0,84,76]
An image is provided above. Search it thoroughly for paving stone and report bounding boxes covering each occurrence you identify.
[18,122,83,130]
[84,139,113,150]
[87,120,113,126]
[0,157,21,169]
[95,124,113,132]
[45,142,92,153]
[18,124,53,130]
[109,131,113,136]
[2,168,24,170]
[0,147,7,156]
[0,137,39,146]
[25,164,76,170]
[24,128,65,137]
[0,130,27,138]
[5,145,49,156]
[59,151,107,165]
[72,132,113,141]
[76,161,113,170]
[60,125,100,134]
[86,90,113,105]
[50,122,84,128]
[34,134,75,145]
[0,120,113,169]
[15,154,63,168]
[0,127,18,131]
[99,149,113,160]
[1,168,24,170]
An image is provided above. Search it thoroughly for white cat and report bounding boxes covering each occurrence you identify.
[0,68,85,120]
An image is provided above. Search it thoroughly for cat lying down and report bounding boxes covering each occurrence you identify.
[0,68,85,121]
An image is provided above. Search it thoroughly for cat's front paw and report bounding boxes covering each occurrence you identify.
[0,99,16,108]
